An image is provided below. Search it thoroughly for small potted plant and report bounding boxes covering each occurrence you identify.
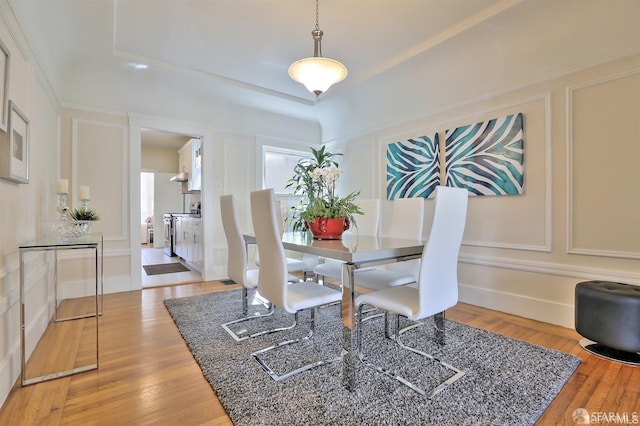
[69,207,100,236]
[70,208,100,221]
[286,145,362,239]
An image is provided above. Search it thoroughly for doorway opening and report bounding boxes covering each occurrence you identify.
[140,130,202,288]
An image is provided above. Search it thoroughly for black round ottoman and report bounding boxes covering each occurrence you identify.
[575,280,640,365]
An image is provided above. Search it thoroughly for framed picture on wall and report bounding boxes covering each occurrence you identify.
[0,101,30,183]
[0,38,10,132]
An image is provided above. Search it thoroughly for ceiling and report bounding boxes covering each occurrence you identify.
[7,0,640,136]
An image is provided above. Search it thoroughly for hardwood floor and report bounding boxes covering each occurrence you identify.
[0,280,637,425]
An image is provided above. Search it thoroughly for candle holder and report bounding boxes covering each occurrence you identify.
[49,192,98,241]
[49,191,72,240]
[57,192,69,221]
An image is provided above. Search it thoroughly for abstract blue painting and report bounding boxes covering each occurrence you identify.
[386,134,440,200]
[444,113,524,196]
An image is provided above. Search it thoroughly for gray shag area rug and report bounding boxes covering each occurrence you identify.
[164,290,580,425]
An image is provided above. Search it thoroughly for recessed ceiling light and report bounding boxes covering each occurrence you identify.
[129,63,148,70]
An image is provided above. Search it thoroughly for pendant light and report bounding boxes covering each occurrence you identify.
[288,0,347,98]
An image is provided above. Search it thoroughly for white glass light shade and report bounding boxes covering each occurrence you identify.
[288,57,347,95]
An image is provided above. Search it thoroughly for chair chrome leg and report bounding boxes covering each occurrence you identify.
[316,277,342,308]
[252,309,342,381]
[358,305,417,391]
[357,306,464,398]
[355,304,384,323]
[434,311,445,345]
[222,290,298,342]
[241,287,250,315]
[254,292,271,309]
[221,304,281,342]
[396,311,444,343]
[395,326,464,398]
[384,312,395,339]
[242,309,299,339]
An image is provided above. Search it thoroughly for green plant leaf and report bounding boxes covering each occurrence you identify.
[70,208,100,221]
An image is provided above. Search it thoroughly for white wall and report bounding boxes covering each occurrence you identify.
[315,1,640,142]
[141,144,181,174]
[0,5,322,410]
[0,5,61,408]
[0,66,321,414]
[337,54,640,328]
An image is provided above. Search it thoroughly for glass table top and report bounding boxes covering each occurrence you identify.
[19,233,102,249]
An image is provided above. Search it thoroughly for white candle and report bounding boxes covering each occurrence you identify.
[79,186,90,200]
[56,179,68,194]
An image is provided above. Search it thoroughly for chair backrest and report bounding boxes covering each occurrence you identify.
[387,197,424,240]
[220,194,252,289]
[254,199,285,266]
[350,198,380,236]
[250,189,292,312]
[274,200,286,234]
[416,186,468,319]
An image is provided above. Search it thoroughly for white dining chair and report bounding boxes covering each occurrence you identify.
[355,186,468,397]
[353,196,424,290]
[312,198,381,283]
[254,200,309,280]
[219,194,299,341]
[349,198,381,237]
[249,188,343,381]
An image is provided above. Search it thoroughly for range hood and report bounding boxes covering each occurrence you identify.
[170,172,188,182]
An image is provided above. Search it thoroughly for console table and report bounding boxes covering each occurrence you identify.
[19,233,103,386]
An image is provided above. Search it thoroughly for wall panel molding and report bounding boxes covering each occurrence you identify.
[566,69,640,260]
[459,253,640,285]
[72,117,128,242]
[224,138,251,196]
[462,93,552,252]
[343,139,376,199]
[377,93,552,252]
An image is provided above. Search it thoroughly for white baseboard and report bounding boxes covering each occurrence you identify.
[0,339,20,409]
[104,275,138,294]
[57,275,139,300]
[458,283,575,329]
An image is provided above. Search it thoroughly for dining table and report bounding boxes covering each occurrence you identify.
[246,231,425,390]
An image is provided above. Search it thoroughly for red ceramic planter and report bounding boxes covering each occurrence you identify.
[307,217,350,240]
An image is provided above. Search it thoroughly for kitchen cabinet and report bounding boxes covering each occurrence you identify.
[189,138,202,191]
[177,138,202,192]
[192,218,203,271]
[173,215,202,272]
[178,140,192,181]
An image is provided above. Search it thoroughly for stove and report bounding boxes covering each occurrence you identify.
[163,214,176,256]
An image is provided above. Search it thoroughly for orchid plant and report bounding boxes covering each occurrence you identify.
[286,145,362,232]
